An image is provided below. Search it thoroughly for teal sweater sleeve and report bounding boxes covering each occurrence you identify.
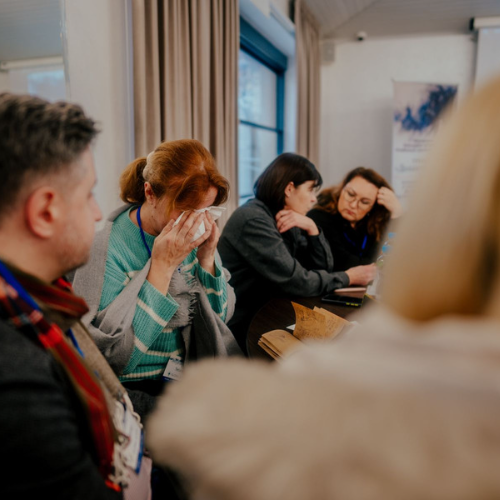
[98,246,180,373]
[183,252,229,322]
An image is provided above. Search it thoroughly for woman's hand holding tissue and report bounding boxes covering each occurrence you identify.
[169,206,225,277]
[148,211,211,294]
[197,212,220,276]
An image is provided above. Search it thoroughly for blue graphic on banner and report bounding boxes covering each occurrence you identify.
[394,85,457,132]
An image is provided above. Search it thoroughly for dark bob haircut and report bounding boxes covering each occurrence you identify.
[254,153,322,212]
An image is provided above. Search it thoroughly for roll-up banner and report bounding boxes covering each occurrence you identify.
[392,81,457,206]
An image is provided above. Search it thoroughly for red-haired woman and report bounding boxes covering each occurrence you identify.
[73,139,240,416]
[308,168,402,272]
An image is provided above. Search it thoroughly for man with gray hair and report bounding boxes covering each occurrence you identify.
[0,93,149,499]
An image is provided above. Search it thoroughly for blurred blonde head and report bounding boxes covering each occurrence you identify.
[383,76,500,321]
[146,329,500,500]
[144,77,500,500]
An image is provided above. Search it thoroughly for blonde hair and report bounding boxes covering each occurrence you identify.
[383,76,500,321]
[146,339,500,500]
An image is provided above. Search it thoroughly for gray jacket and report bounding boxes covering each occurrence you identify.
[72,205,241,376]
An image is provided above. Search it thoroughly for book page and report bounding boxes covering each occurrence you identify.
[259,329,302,358]
[313,306,350,339]
[292,302,326,340]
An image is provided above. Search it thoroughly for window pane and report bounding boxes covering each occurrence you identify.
[238,123,278,204]
[238,49,277,129]
[27,69,66,102]
[8,66,66,102]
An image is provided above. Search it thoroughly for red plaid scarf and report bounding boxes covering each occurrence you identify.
[0,262,119,492]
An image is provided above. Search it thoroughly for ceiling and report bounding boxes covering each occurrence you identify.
[1,0,500,63]
[303,0,500,40]
[0,0,62,62]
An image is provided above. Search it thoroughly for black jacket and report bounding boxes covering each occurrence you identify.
[0,319,122,500]
[307,209,380,271]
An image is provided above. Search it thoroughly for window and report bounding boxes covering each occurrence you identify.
[5,64,66,102]
[27,68,65,101]
[238,18,287,205]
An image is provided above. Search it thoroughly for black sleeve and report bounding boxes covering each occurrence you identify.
[294,229,334,272]
[234,217,349,296]
[0,324,122,500]
[308,209,368,271]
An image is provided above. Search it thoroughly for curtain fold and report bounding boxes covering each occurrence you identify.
[295,0,321,167]
[132,0,162,156]
[132,0,239,225]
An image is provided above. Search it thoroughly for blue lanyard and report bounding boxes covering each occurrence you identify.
[343,232,368,257]
[0,260,38,309]
[137,205,152,258]
[0,260,84,356]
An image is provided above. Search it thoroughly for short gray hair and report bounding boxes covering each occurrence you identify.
[0,92,99,214]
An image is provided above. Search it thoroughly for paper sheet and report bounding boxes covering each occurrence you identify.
[291,302,327,340]
[313,306,350,339]
[258,329,302,359]
[260,304,357,360]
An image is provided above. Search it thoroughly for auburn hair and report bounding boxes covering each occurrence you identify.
[120,139,229,215]
[314,167,392,241]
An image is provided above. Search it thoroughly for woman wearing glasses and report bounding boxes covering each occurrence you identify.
[218,154,376,352]
[308,168,402,272]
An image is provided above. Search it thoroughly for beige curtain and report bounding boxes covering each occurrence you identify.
[295,0,321,167]
[132,0,239,224]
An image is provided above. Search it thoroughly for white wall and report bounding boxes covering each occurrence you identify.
[475,26,500,88]
[272,0,291,19]
[6,63,65,101]
[319,33,476,187]
[61,0,134,220]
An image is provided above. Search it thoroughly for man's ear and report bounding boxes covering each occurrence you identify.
[284,182,295,199]
[25,186,62,238]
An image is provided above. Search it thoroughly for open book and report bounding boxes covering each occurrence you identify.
[258,302,351,360]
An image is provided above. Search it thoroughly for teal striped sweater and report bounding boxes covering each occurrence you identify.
[99,207,228,382]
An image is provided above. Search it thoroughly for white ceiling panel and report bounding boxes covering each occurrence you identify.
[2,0,500,62]
[303,0,500,40]
[303,0,378,30]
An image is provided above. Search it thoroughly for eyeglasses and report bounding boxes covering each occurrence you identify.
[342,188,375,209]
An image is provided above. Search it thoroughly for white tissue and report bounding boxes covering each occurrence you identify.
[173,206,226,242]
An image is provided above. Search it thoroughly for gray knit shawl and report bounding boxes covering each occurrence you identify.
[72,205,241,375]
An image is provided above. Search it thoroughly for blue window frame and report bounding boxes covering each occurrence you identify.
[238,18,287,205]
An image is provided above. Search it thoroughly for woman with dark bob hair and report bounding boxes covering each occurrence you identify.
[308,167,402,272]
[218,153,376,352]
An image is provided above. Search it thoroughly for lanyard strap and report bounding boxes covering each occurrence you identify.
[0,260,39,309]
[0,261,84,355]
[137,205,152,258]
[343,232,368,257]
